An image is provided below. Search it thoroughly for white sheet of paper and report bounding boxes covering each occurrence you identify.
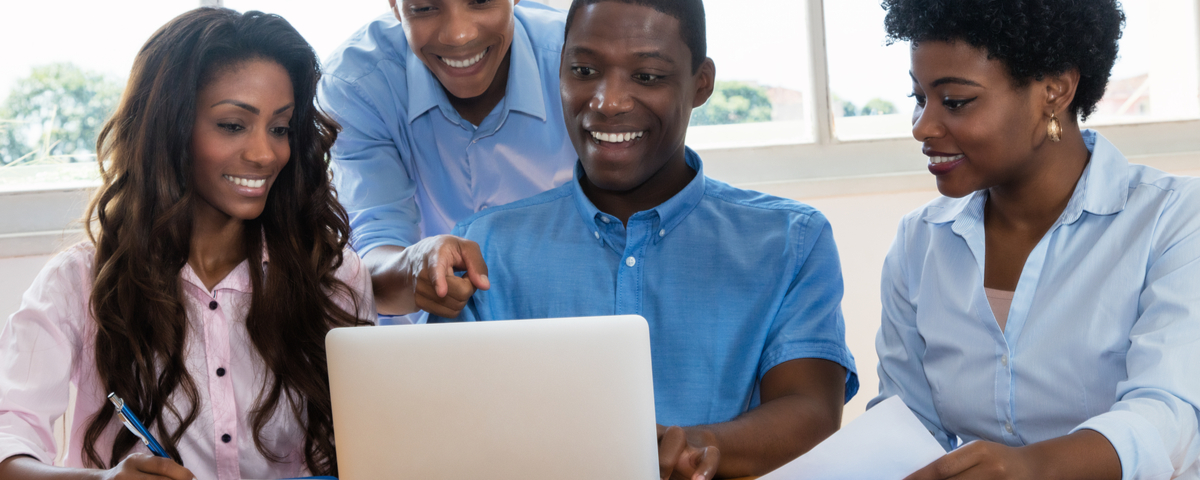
[759,396,946,480]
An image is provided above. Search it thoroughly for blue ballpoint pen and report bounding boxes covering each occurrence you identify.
[107,392,174,461]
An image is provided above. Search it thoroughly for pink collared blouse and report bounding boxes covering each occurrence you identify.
[0,242,376,480]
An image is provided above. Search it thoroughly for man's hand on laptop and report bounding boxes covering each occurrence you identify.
[658,425,719,480]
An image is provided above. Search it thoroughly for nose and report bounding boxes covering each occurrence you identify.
[589,75,634,117]
[911,103,944,142]
[438,5,479,48]
[243,129,278,166]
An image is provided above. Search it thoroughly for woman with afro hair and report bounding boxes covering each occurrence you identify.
[870,0,1200,479]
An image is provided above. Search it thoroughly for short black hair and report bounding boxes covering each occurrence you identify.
[883,0,1125,121]
[564,0,707,74]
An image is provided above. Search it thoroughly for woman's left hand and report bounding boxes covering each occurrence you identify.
[904,441,1035,480]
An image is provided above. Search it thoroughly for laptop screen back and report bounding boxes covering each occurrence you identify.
[326,315,659,480]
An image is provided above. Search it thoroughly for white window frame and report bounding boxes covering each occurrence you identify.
[3,0,1198,257]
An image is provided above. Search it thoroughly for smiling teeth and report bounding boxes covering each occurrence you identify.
[224,175,265,188]
[440,48,487,69]
[930,154,964,164]
[590,131,645,143]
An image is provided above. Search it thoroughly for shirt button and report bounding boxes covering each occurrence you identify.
[659,229,666,237]
[625,257,636,267]
[221,433,232,443]
[1005,422,1014,434]
[208,301,218,310]
[216,367,226,377]
[1001,354,1009,366]
[594,232,600,239]
[600,217,610,224]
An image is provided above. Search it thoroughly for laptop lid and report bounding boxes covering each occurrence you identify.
[326,315,659,480]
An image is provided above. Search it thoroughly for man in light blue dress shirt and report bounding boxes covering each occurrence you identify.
[318,1,575,320]
[432,0,857,478]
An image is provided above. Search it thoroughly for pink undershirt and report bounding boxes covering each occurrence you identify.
[985,287,1015,331]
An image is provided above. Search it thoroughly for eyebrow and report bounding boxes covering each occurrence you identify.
[565,46,676,64]
[909,71,983,88]
[211,100,295,115]
[634,51,675,64]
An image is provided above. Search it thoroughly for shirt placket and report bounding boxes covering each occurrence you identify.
[616,217,651,315]
[956,208,1020,446]
[201,291,240,480]
[465,104,506,213]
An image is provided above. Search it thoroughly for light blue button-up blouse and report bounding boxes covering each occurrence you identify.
[870,130,1200,479]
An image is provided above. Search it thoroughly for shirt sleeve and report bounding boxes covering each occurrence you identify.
[334,249,378,325]
[870,217,958,452]
[0,248,89,464]
[760,211,858,403]
[1071,186,1200,480]
[319,73,422,253]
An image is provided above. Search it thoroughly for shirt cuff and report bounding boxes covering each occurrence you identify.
[1072,409,1176,480]
[761,341,859,403]
[0,436,52,466]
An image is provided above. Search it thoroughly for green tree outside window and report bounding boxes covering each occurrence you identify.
[690,81,773,126]
[0,63,123,166]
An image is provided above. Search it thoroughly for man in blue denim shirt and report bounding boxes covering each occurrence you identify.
[431,1,857,478]
[319,1,576,320]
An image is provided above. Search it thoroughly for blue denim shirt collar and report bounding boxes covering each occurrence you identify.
[924,129,1130,228]
[405,14,546,125]
[571,147,706,245]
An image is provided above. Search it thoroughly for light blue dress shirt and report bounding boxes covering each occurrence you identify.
[431,149,858,427]
[318,3,576,253]
[870,130,1200,479]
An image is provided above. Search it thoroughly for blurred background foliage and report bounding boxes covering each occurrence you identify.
[0,63,123,167]
[691,81,773,126]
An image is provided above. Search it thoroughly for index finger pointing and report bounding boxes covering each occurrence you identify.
[459,240,490,291]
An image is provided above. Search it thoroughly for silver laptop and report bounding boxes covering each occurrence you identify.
[326,315,659,480]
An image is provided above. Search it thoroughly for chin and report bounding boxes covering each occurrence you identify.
[226,205,269,222]
[583,169,643,193]
[443,82,489,100]
[934,180,977,199]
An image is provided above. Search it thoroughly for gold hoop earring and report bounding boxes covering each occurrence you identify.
[1047,113,1062,142]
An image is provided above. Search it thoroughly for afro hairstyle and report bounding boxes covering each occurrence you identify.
[883,0,1125,121]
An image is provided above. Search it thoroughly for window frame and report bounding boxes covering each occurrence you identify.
[3,0,1198,257]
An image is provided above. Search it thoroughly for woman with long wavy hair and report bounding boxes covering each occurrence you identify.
[0,8,374,480]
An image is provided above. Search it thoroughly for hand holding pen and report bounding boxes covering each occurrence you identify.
[107,393,195,480]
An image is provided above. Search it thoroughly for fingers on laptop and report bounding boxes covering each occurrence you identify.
[657,425,720,480]
[115,452,195,480]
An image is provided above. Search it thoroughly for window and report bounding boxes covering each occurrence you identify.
[2,0,1197,243]
[686,0,817,148]
[824,0,1200,141]
[0,0,197,188]
[220,0,390,62]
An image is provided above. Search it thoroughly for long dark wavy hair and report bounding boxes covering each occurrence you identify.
[84,8,368,475]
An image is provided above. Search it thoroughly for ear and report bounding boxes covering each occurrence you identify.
[691,58,716,108]
[390,0,402,22]
[1043,68,1080,120]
